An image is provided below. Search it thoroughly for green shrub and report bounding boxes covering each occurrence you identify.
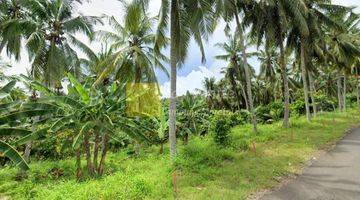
[255,105,271,123]
[291,99,305,116]
[210,111,232,147]
[315,93,336,112]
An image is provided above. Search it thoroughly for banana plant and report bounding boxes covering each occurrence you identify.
[0,73,151,177]
[0,80,31,170]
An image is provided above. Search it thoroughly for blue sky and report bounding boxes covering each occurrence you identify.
[2,0,359,97]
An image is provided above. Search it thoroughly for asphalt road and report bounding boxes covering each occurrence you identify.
[261,128,360,200]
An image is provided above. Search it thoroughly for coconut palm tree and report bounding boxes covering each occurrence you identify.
[24,0,100,87]
[215,35,249,110]
[0,0,34,59]
[157,0,219,159]
[203,77,217,109]
[325,11,360,111]
[95,1,169,86]
[216,0,258,132]
[248,0,312,128]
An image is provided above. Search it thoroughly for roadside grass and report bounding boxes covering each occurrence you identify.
[0,110,359,200]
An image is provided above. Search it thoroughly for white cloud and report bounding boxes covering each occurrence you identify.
[160,65,224,98]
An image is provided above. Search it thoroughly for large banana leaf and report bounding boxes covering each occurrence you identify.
[0,128,32,137]
[21,102,60,111]
[19,75,55,96]
[50,115,75,133]
[0,109,54,125]
[0,101,21,115]
[37,96,84,109]
[72,121,95,148]
[0,80,16,99]
[12,127,49,146]
[67,73,90,104]
[0,141,29,170]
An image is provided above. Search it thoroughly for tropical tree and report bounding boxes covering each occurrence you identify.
[203,77,217,109]
[0,74,151,178]
[25,0,101,87]
[0,0,33,59]
[0,80,30,171]
[216,0,258,132]
[215,35,249,111]
[95,0,169,86]
[178,91,205,144]
[248,0,314,128]
[325,11,360,111]
[157,0,219,159]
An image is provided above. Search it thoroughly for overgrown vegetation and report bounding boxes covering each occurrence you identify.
[0,0,359,199]
[0,110,358,199]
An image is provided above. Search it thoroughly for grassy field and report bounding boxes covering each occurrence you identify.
[0,110,359,200]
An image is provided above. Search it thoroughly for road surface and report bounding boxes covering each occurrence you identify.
[262,128,360,200]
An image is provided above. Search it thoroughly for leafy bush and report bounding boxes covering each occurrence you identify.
[210,111,232,147]
[315,93,336,112]
[255,101,284,124]
[255,105,271,123]
[291,99,306,116]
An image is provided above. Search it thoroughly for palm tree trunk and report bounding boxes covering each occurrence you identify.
[240,85,249,110]
[337,75,344,111]
[300,40,311,122]
[97,134,109,176]
[308,71,317,116]
[84,133,94,175]
[169,0,179,160]
[76,148,82,180]
[343,73,346,112]
[93,132,100,171]
[230,77,241,110]
[24,142,32,163]
[279,39,290,128]
[356,68,360,109]
[235,13,257,133]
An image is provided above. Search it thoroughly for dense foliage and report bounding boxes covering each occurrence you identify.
[0,0,359,199]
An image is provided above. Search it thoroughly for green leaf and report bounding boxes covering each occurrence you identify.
[0,80,16,99]
[13,128,49,146]
[0,141,29,170]
[0,110,54,125]
[67,73,90,104]
[72,122,95,148]
[50,116,74,133]
[19,75,54,96]
[0,128,32,137]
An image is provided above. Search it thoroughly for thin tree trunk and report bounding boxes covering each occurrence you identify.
[98,134,109,176]
[84,133,93,175]
[308,71,317,117]
[183,133,189,145]
[235,12,257,133]
[356,68,360,109]
[240,85,249,110]
[93,132,100,171]
[279,39,290,128]
[24,142,32,163]
[343,73,346,112]
[169,0,179,161]
[337,75,344,111]
[230,77,241,110]
[159,143,164,154]
[76,148,82,180]
[300,39,311,122]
